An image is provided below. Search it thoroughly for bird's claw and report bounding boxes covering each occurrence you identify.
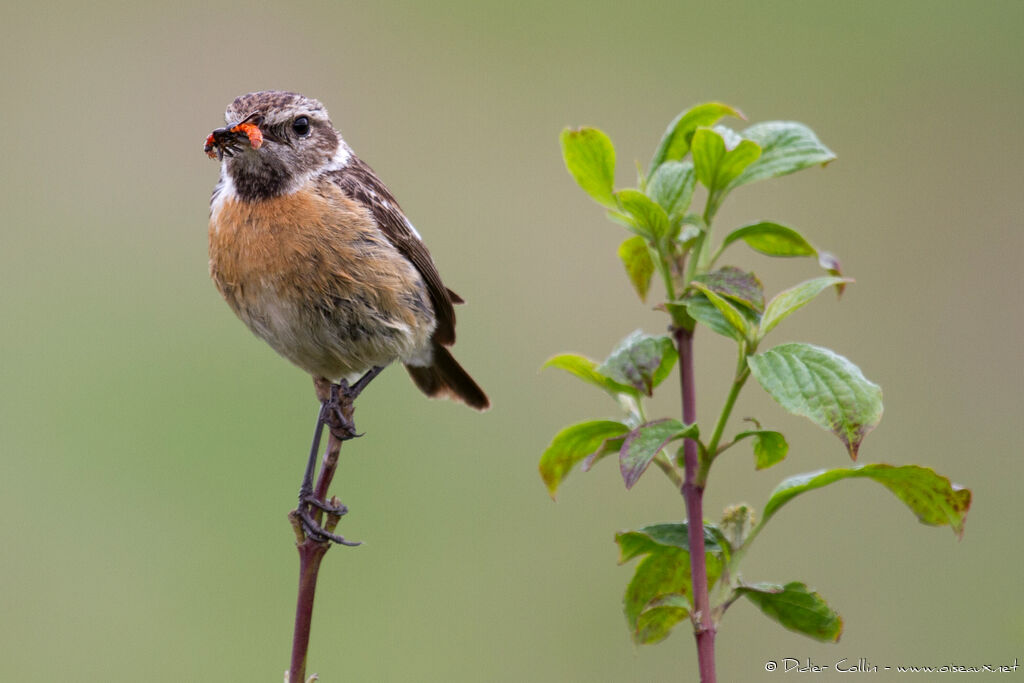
[297,507,361,547]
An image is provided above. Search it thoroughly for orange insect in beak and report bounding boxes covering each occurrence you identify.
[204,112,264,160]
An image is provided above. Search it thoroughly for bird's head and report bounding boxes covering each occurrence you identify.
[205,90,347,200]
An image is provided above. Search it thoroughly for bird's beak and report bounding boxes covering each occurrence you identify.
[204,112,265,160]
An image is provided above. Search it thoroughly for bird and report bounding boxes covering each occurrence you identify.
[204,90,489,543]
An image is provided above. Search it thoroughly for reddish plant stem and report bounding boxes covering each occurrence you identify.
[290,538,329,682]
[674,325,716,683]
[288,426,344,683]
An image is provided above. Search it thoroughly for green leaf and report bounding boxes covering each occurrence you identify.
[561,127,616,208]
[538,420,630,498]
[690,283,755,343]
[636,594,690,645]
[616,189,670,241]
[729,121,836,190]
[762,464,972,538]
[620,419,698,489]
[721,221,818,258]
[695,266,765,313]
[718,223,846,293]
[616,522,729,562]
[622,548,691,641]
[748,343,883,459]
[758,276,852,339]
[735,430,789,469]
[685,294,744,340]
[598,330,678,396]
[615,523,725,643]
[618,236,655,302]
[738,582,843,642]
[650,102,743,171]
[691,126,762,198]
[647,161,696,223]
[543,353,639,399]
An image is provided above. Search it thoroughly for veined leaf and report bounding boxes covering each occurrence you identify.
[636,594,690,645]
[543,353,639,398]
[561,127,616,208]
[734,429,788,469]
[692,126,762,197]
[721,221,818,257]
[598,330,678,396]
[729,121,836,190]
[620,419,698,489]
[738,582,843,642]
[616,522,725,643]
[758,276,852,339]
[748,343,883,459]
[622,548,691,643]
[649,102,743,171]
[616,189,670,241]
[684,293,759,341]
[618,235,655,302]
[617,522,730,563]
[695,266,765,313]
[690,283,755,343]
[762,464,972,538]
[539,420,630,498]
[718,222,846,291]
[647,160,696,224]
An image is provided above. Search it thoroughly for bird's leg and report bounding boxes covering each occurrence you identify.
[296,399,328,508]
[295,401,358,546]
[294,368,385,546]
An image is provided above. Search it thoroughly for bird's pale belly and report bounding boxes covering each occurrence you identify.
[209,189,436,381]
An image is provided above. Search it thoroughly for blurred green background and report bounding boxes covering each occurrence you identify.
[2,1,1021,680]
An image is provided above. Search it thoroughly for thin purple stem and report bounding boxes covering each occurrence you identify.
[288,403,346,683]
[674,325,716,683]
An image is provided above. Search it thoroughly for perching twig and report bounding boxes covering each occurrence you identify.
[287,378,363,683]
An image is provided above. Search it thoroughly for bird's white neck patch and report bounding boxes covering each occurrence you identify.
[325,141,352,170]
[209,166,237,227]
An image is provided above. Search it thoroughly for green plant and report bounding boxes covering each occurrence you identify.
[540,103,971,682]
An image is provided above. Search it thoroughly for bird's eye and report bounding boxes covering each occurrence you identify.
[292,116,311,137]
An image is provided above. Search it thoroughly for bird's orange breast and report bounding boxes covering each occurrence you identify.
[208,184,435,380]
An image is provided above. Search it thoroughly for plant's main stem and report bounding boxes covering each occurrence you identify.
[674,325,716,683]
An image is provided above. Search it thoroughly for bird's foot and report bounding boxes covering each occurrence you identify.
[296,494,360,547]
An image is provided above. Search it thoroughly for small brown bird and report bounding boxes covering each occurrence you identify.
[205,90,488,542]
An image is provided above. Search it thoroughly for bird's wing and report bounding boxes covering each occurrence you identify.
[328,156,458,346]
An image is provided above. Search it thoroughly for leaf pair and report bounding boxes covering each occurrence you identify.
[691,275,851,346]
[539,331,680,496]
[690,121,836,217]
[545,330,677,400]
[734,463,971,643]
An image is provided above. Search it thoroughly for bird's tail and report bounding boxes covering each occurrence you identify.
[405,343,489,410]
